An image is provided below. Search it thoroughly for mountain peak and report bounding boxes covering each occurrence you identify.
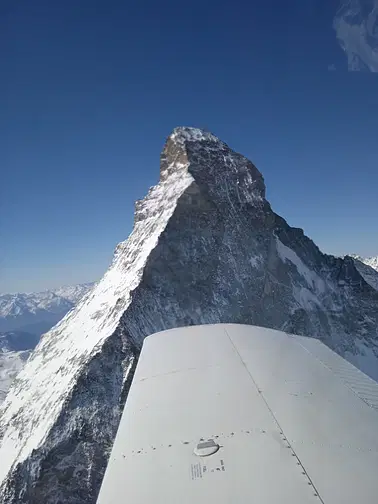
[0,128,377,503]
[161,126,266,203]
[170,126,222,144]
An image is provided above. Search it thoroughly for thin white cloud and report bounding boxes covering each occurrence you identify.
[334,0,378,72]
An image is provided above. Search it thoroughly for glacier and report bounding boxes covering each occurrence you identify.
[0,127,377,503]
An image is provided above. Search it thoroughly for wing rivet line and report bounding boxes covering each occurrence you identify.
[224,328,326,504]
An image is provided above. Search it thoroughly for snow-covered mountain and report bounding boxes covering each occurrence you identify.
[0,127,377,503]
[349,255,378,292]
[0,285,94,406]
[0,283,95,335]
[351,255,378,272]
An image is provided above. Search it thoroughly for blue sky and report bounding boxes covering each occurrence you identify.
[1,0,378,293]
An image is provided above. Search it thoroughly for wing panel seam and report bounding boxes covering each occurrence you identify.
[224,328,326,504]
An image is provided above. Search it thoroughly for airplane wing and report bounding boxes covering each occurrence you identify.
[96,324,378,504]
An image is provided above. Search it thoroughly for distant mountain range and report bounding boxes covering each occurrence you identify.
[0,283,94,335]
[0,283,94,403]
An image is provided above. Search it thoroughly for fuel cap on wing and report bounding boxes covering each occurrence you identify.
[194,439,220,457]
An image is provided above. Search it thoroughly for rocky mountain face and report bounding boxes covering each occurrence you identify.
[0,127,377,503]
[0,283,94,335]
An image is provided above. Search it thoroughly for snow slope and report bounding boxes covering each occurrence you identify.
[0,145,195,502]
[0,127,377,503]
